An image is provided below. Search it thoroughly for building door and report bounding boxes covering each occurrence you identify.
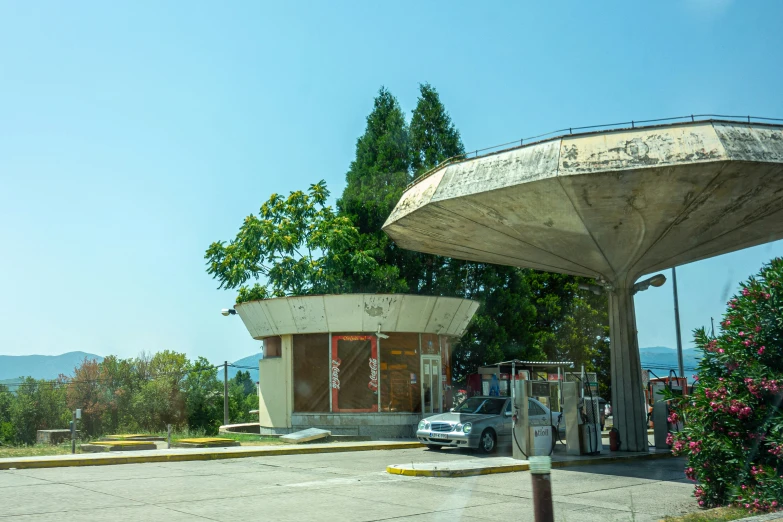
[421,355,441,415]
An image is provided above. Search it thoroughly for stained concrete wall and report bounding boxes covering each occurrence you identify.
[258,334,293,429]
[290,413,421,438]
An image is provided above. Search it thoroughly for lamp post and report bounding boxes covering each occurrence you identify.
[220,308,238,427]
[672,267,684,380]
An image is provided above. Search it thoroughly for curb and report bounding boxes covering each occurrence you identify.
[0,441,424,471]
[386,450,675,478]
[387,461,530,477]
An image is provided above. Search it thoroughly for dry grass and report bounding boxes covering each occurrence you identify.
[0,443,80,459]
[663,506,752,522]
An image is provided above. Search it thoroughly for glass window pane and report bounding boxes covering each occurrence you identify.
[293,334,329,413]
[332,334,378,412]
[379,333,420,413]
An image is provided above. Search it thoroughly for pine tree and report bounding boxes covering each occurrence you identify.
[410,83,465,176]
[336,87,411,293]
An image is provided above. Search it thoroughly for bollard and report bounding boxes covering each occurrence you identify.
[529,456,554,522]
[167,424,172,449]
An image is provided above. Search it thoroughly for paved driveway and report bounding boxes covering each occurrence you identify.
[0,448,697,521]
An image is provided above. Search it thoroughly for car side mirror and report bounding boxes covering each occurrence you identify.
[504,411,512,417]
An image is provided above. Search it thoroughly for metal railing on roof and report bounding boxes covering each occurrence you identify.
[407,114,783,190]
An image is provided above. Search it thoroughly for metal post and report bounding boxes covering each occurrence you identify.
[224,361,229,426]
[672,267,684,379]
[71,411,76,454]
[530,456,554,522]
[167,424,172,449]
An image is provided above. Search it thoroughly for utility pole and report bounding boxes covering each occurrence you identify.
[224,361,229,426]
[672,267,684,379]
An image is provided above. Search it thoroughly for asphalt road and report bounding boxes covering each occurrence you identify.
[0,447,698,521]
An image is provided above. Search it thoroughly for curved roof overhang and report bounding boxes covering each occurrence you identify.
[234,294,480,340]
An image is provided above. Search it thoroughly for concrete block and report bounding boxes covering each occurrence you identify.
[37,429,78,445]
[280,428,331,444]
[174,438,240,448]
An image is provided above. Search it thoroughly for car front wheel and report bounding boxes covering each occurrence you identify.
[477,429,496,454]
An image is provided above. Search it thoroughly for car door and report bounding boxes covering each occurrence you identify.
[528,398,548,426]
[497,399,513,447]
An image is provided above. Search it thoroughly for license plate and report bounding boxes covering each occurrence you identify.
[430,433,449,439]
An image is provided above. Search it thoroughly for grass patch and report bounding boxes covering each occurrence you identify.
[0,443,81,459]
[664,506,751,522]
[0,431,285,459]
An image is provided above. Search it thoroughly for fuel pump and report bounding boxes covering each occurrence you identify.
[512,380,555,460]
[562,381,581,455]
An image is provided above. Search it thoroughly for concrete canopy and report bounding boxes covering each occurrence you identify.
[383,120,783,451]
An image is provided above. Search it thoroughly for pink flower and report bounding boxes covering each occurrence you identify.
[739,331,745,336]
[718,348,725,354]
[743,288,749,296]
[758,346,765,355]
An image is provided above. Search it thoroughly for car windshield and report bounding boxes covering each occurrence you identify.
[454,397,506,415]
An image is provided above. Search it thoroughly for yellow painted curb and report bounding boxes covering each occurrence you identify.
[0,442,424,470]
[387,462,529,477]
[385,451,674,478]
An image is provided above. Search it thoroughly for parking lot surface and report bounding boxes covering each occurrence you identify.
[0,447,698,521]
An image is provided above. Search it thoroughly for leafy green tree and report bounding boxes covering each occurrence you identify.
[231,370,255,396]
[669,258,783,511]
[130,351,189,431]
[185,357,222,434]
[10,378,69,445]
[0,384,13,444]
[206,181,399,303]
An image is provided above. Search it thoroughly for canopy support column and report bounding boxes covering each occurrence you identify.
[608,281,648,452]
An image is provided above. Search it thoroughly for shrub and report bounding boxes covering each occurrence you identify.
[669,258,783,511]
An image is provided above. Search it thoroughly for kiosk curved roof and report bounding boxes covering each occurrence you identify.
[234,294,480,339]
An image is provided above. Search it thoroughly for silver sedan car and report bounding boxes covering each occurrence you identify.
[416,395,563,453]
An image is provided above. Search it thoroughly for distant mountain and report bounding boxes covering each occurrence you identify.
[0,351,104,381]
[227,352,262,381]
[639,346,702,375]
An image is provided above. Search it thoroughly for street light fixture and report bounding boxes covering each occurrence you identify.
[632,273,667,295]
[221,308,237,316]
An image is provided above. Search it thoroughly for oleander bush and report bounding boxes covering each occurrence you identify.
[668,258,783,512]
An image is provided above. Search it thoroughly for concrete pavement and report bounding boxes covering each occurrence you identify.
[0,447,699,521]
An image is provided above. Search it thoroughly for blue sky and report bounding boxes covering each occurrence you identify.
[1,0,782,364]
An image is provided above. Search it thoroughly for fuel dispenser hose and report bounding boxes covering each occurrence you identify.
[512,410,562,458]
